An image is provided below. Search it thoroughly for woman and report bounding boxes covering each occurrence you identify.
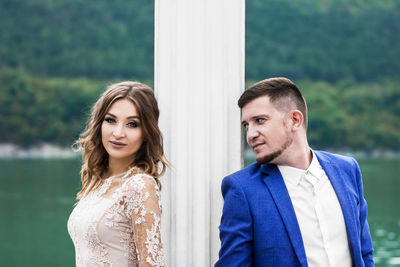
[68,81,168,267]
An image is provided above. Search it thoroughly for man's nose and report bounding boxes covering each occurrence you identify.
[246,124,259,141]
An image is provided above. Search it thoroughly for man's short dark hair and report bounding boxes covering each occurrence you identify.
[238,77,308,129]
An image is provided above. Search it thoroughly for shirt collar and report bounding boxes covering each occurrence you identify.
[278,164,303,186]
[307,150,325,181]
[278,149,323,186]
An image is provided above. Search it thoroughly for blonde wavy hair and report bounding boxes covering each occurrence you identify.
[74,81,168,199]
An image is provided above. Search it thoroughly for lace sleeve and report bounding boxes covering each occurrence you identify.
[123,174,165,267]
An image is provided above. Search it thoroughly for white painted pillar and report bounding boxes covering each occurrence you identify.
[154,1,245,266]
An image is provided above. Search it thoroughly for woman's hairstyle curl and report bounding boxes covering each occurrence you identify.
[73,81,168,199]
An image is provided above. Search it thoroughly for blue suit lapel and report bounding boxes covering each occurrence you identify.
[261,164,308,267]
[315,151,360,260]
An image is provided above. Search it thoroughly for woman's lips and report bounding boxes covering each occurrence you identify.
[109,140,126,148]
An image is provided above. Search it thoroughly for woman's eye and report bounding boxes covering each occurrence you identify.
[104,117,116,124]
[127,121,139,128]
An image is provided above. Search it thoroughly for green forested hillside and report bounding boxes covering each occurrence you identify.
[0,0,399,151]
[0,0,154,79]
[0,68,105,146]
[246,0,400,82]
[299,78,400,150]
[1,0,399,81]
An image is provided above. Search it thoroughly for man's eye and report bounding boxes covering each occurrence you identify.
[242,124,249,130]
[104,117,116,124]
[127,121,139,128]
[255,118,265,124]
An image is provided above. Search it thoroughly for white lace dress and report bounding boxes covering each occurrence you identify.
[67,168,165,267]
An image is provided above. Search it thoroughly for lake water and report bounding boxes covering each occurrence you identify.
[0,158,399,266]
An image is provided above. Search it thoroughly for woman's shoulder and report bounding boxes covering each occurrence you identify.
[122,169,159,193]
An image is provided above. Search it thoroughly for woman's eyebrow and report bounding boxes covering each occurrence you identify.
[105,113,139,120]
[127,115,140,119]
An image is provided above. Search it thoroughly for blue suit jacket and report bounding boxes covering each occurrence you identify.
[216,151,374,267]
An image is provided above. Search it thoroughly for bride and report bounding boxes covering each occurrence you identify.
[68,81,168,267]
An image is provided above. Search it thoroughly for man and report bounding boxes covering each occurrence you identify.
[216,78,374,267]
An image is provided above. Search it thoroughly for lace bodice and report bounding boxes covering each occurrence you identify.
[67,168,165,267]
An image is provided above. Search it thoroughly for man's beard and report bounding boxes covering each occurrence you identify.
[256,136,293,164]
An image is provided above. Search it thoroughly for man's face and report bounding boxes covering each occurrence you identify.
[241,96,293,164]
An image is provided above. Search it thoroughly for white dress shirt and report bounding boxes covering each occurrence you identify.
[278,150,352,267]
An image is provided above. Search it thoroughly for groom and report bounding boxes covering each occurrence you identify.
[216,78,374,267]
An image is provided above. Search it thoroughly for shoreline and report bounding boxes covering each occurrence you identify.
[0,143,79,159]
[323,149,400,160]
[244,148,400,161]
[1,143,399,160]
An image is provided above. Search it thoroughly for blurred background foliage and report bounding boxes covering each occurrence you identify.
[0,0,399,151]
[246,0,400,82]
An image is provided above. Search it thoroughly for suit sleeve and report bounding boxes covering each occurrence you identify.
[215,176,253,267]
[353,158,374,267]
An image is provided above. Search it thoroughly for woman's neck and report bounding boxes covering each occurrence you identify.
[106,158,132,177]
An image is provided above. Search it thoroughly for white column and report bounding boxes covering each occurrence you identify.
[154,1,245,266]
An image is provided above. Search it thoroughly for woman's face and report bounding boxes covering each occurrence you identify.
[101,98,143,169]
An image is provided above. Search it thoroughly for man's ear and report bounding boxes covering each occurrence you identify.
[288,110,304,131]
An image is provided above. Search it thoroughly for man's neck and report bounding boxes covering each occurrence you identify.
[274,141,312,170]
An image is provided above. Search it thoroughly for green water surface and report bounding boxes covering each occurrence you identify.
[0,158,399,266]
